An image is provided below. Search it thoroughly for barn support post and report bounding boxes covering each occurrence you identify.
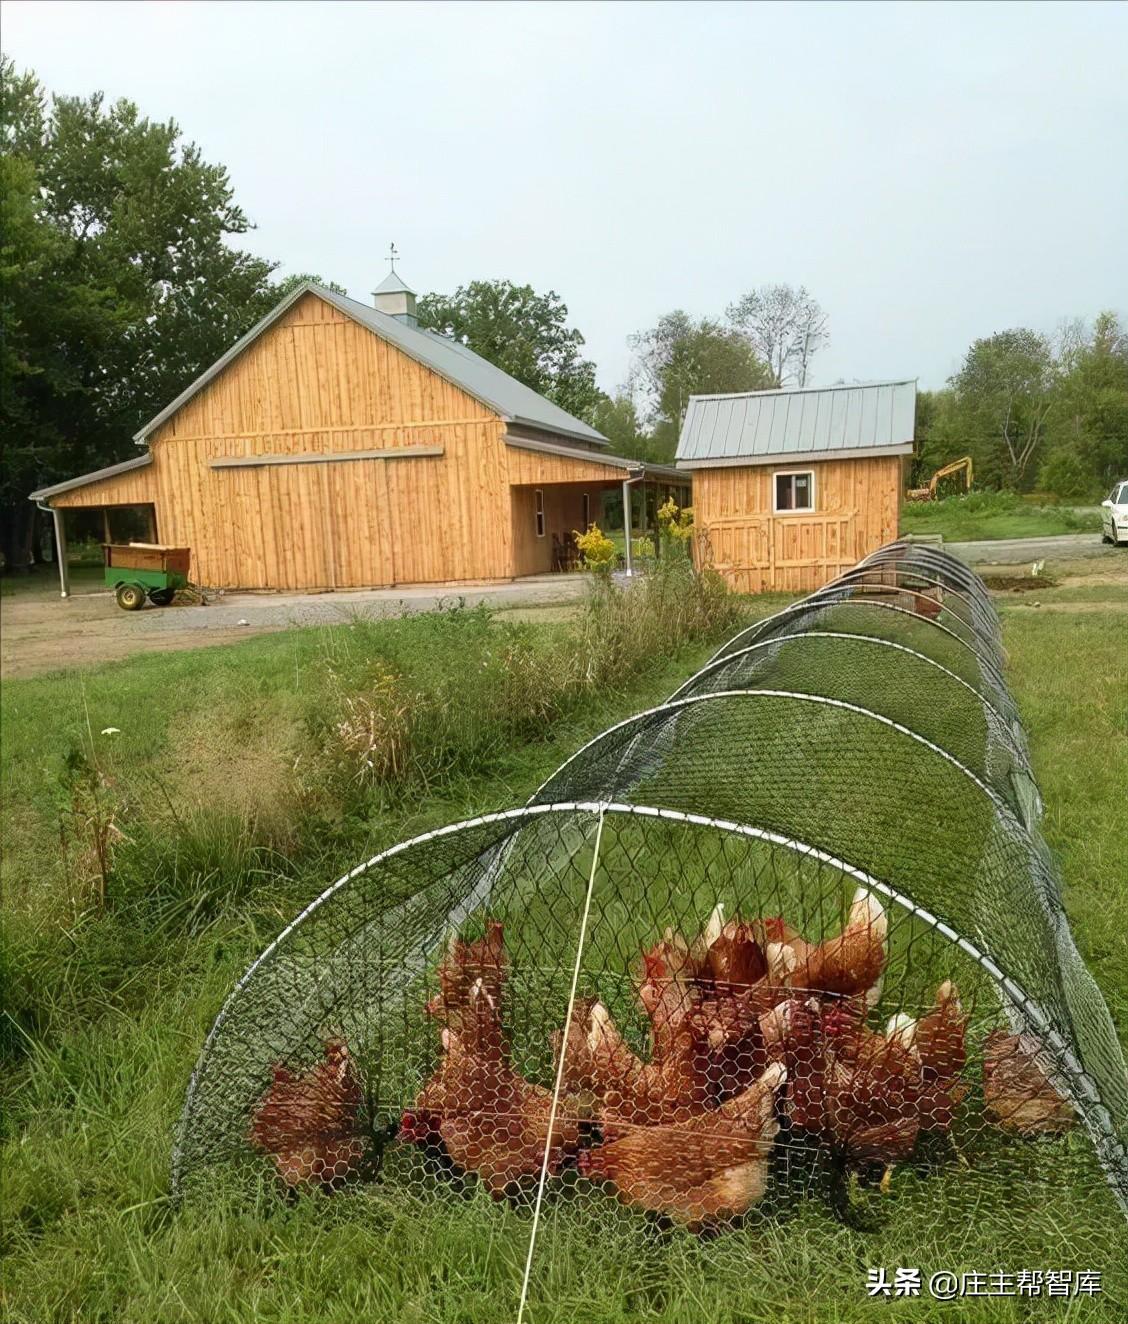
[40,503,70,598]
[621,468,645,576]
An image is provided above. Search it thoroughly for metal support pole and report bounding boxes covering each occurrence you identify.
[621,468,645,577]
[48,505,70,598]
[622,479,632,577]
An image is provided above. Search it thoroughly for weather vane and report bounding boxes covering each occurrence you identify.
[387,242,398,272]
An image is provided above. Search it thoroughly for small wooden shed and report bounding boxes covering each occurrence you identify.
[31,274,686,595]
[676,380,915,593]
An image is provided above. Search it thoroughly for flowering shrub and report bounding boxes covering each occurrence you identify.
[572,522,618,574]
[658,497,695,543]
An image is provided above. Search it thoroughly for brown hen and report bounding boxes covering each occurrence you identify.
[823,1012,923,1187]
[754,888,887,1001]
[915,980,969,1133]
[424,921,507,1032]
[982,1030,1075,1136]
[578,1063,787,1229]
[406,973,579,1195]
[250,1037,366,1192]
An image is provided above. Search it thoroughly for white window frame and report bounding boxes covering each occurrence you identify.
[534,488,545,538]
[772,468,816,515]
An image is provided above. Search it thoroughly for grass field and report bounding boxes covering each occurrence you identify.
[900,491,1102,542]
[2,570,1126,1323]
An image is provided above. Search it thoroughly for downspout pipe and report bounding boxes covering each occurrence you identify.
[621,467,646,577]
[35,500,69,599]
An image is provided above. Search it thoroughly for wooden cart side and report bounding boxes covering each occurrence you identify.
[103,544,191,577]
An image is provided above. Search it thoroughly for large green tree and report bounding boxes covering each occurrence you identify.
[417,279,602,424]
[947,328,1058,490]
[589,390,651,460]
[628,310,773,460]
[1039,311,1128,495]
[0,56,279,568]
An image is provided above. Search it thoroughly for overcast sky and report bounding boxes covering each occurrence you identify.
[5,0,1127,394]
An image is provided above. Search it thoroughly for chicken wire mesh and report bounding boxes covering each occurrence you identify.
[172,540,1128,1308]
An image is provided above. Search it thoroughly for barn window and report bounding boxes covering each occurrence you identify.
[773,469,815,513]
[534,489,545,538]
[581,492,591,529]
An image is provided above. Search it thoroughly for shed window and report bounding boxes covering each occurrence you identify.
[581,492,591,529]
[774,470,815,513]
[534,489,545,538]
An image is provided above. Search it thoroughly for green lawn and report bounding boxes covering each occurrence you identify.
[900,492,1102,542]
[2,585,1125,1323]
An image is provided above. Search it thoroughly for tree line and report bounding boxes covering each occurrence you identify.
[2,58,1125,567]
[915,317,1128,497]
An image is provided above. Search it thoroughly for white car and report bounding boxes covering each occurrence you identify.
[1101,481,1128,546]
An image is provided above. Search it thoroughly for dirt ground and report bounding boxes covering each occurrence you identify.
[0,573,590,679]
[2,546,1124,681]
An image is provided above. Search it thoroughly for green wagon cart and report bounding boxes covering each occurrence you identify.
[104,543,191,610]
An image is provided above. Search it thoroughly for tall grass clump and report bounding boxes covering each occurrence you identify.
[314,564,741,805]
[1,567,738,1082]
[572,556,738,689]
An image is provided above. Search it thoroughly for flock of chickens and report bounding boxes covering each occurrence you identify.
[249,889,1075,1230]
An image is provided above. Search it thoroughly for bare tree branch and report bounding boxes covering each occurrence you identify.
[726,284,829,387]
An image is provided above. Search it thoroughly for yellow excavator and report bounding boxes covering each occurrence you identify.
[906,456,973,502]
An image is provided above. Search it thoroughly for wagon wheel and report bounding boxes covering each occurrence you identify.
[148,588,176,607]
[115,582,147,611]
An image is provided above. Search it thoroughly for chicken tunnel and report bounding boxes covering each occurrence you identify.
[171,541,1128,1313]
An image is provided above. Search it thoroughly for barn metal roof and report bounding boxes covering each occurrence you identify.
[676,380,916,468]
[133,282,608,450]
[29,453,153,502]
[504,433,685,481]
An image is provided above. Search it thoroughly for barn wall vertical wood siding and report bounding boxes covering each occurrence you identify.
[51,290,676,589]
[693,456,902,593]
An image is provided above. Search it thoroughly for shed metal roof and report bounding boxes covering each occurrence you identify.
[676,380,916,468]
[134,282,608,449]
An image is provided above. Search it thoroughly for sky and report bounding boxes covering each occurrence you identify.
[5,0,1127,395]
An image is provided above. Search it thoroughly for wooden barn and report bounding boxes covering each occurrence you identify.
[31,272,685,595]
[676,380,916,593]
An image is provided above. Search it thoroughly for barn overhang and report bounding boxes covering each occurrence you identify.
[28,452,159,600]
[29,453,154,504]
[504,432,685,484]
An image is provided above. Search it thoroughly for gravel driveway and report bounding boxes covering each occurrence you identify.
[1,575,589,679]
[946,533,1109,564]
[5,536,1122,680]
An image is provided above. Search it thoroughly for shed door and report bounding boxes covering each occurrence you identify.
[704,513,857,593]
[771,514,856,593]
